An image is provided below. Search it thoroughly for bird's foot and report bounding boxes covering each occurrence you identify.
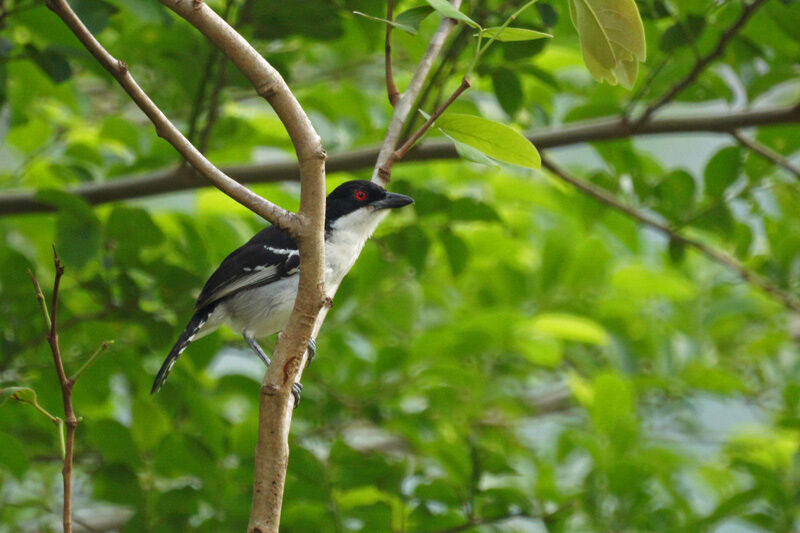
[306,338,317,368]
[292,382,303,408]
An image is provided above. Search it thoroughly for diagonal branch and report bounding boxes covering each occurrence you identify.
[373,0,463,185]
[541,155,800,313]
[731,130,800,180]
[385,0,400,106]
[43,0,297,233]
[635,0,769,125]
[2,104,799,216]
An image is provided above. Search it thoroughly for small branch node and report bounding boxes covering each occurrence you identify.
[116,59,128,74]
[256,81,278,99]
[315,147,327,161]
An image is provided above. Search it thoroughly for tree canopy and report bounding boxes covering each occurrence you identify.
[2,0,800,531]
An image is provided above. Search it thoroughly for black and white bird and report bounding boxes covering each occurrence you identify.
[151,180,413,402]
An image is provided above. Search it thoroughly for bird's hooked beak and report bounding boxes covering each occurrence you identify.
[372,191,414,211]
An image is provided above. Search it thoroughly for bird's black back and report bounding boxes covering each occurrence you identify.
[194,226,299,310]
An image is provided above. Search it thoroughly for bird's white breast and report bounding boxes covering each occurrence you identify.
[324,207,388,294]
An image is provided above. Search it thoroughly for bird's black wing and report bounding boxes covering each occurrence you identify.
[194,226,300,310]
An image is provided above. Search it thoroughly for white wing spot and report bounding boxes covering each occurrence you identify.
[264,246,299,256]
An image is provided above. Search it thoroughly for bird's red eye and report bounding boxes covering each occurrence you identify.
[355,190,367,201]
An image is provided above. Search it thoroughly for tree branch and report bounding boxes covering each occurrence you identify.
[635,0,769,125]
[373,0,463,185]
[42,0,297,233]
[149,2,328,531]
[3,105,799,216]
[385,0,400,106]
[540,155,800,313]
[731,130,800,180]
[47,0,327,530]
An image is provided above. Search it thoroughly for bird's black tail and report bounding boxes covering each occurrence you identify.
[151,304,217,394]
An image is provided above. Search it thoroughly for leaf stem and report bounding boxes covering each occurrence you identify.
[70,340,113,383]
[391,76,471,162]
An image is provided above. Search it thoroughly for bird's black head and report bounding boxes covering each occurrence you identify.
[325,180,414,226]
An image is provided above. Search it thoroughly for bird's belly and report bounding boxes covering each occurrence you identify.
[223,275,299,338]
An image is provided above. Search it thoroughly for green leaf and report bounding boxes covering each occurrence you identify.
[36,189,101,268]
[448,197,500,222]
[0,432,29,478]
[656,169,696,218]
[1,386,37,405]
[436,113,540,168]
[516,336,563,367]
[425,0,480,28]
[611,263,697,301]
[439,227,468,276]
[659,16,705,53]
[704,146,742,197]
[480,26,553,41]
[568,0,646,88]
[450,135,498,166]
[131,397,171,451]
[491,67,523,117]
[528,312,610,345]
[395,6,434,33]
[27,46,73,84]
[73,0,119,34]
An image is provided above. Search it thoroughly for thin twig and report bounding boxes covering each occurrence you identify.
[399,24,469,142]
[731,130,800,180]
[390,76,471,163]
[541,155,800,313]
[28,249,76,533]
[2,104,799,216]
[385,0,400,106]
[635,0,769,126]
[373,0,463,185]
[184,0,235,145]
[70,341,113,383]
[197,0,255,154]
[43,0,297,234]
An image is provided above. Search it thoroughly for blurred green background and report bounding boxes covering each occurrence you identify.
[2,0,800,531]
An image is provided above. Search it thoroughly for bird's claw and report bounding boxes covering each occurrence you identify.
[292,382,303,408]
[306,339,317,368]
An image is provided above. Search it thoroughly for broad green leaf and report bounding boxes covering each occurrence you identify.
[528,312,610,345]
[436,113,540,168]
[590,373,638,443]
[439,228,468,276]
[480,26,553,41]
[659,16,705,53]
[73,0,119,33]
[395,6,434,32]
[36,189,101,268]
[27,45,73,84]
[611,263,697,301]
[491,67,523,117]
[1,386,37,405]
[425,0,480,29]
[568,0,646,88]
[452,137,498,166]
[516,336,563,367]
[704,146,742,197]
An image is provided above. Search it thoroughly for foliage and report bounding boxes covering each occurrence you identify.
[2,0,800,531]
